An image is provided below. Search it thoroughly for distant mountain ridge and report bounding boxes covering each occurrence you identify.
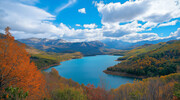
[18,36,180,55]
[18,38,67,45]
[18,38,106,56]
[102,37,179,50]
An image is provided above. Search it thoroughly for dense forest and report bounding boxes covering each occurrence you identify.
[0,27,179,100]
[106,40,180,77]
[111,73,180,100]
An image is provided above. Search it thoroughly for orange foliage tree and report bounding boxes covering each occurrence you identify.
[0,27,46,99]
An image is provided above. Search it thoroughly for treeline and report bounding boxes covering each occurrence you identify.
[111,73,180,100]
[42,68,180,100]
[107,40,180,77]
[43,68,111,100]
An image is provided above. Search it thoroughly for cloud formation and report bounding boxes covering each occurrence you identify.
[95,0,180,24]
[0,0,66,39]
[78,8,86,14]
[0,1,56,33]
[0,0,179,43]
[120,33,159,43]
[75,24,81,27]
[83,24,97,29]
[158,20,178,27]
[8,0,39,5]
[102,21,143,37]
[94,0,180,39]
[170,28,180,38]
[55,0,76,13]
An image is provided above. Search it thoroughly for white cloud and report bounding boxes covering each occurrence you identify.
[158,20,178,27]
[120,33,159,43]
[78,8,86,14]
[6,0,39,5]
[18,0,39,5]
[60,25,103,41]
[75,24,81,27]
[0,0,64,38]
[120,27,180,43]
[95,0,180,24]
[0,0,102,41]
[103,21,143,37]
[142,22,157,30]
[92,0,180,40]
[83,24,97,29]
[95,0,149,24]
[55,0,76,13]
[0,0,179,43]
[0,1,55,32]
[170,28,180,38]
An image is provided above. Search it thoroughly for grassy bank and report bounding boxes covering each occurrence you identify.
[26,47,83,69]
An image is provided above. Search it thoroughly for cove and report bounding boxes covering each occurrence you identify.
[44,55,136,90]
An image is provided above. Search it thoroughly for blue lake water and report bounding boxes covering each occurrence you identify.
[44,55,136,90]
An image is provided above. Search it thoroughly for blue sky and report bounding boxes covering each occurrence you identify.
[35,0,128,28]
[0,0,180,42]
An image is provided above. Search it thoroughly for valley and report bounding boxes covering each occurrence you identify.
[0,29,180,100]
[1,0,180,99]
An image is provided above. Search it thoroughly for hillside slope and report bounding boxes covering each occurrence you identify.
[118,42,167,60]
[105,40,180,78]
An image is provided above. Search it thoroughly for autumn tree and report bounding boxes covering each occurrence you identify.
[0,27,46,99]
[84,84,112,100]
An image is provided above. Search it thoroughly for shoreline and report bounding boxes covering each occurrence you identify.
[41,63,61,70]
[40,56,83,70]
[40,54,123,74]
[103,70,147,79]
[41,54,123,70]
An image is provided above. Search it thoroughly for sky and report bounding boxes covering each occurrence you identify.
[0,0,180,43]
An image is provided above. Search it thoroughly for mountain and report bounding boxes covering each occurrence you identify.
[18,38,106,56]
[18,38,67,46]
[18,37,179,56]
[102,37,179,50]
[104,40,180,78]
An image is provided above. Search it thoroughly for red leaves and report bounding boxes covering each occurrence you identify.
[84,84,112,100]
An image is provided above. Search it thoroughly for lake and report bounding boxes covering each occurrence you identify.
[44,55,136,90]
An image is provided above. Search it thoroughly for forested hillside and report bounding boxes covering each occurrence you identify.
[106,40,180,77]
[110,73,180,100]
